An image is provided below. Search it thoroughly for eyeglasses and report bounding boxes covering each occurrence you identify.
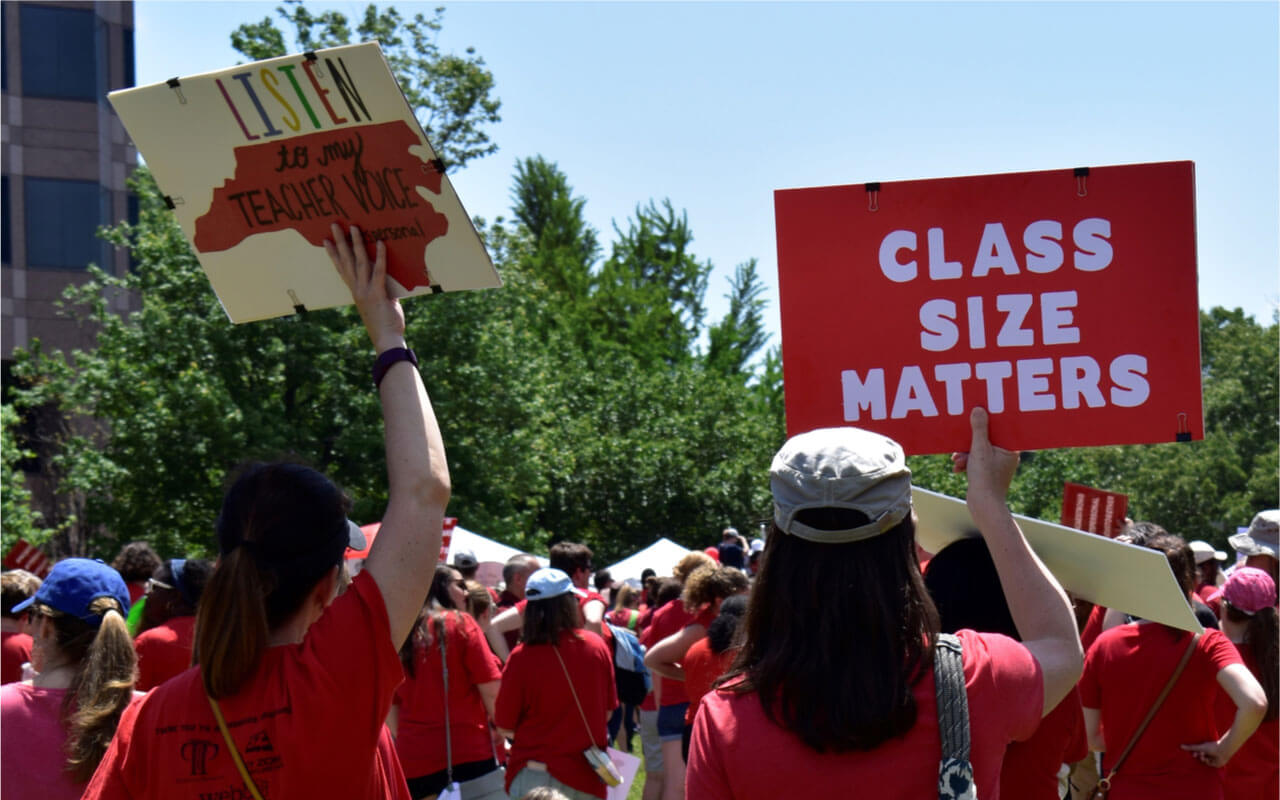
[145,578,174,594]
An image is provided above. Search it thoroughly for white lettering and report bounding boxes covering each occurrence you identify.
[1073,218,1112,272]
[975,361,1013,413]
[1016,358,1056,411]
[878,230,917,283]
[1023,220,1064,274]
[972,222,1019,277]
[1109,354,1149,407]
[1040,290,1080,345]
[919,299,959,352]
[927,227,963,280]
[996,294,1034,347]
[966,296,986,349]
[842,369,887,420]
[1060,356,1105,409]
[891,366,938,419]
[934,363,972,415]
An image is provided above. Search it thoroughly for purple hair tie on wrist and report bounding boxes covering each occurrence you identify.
[372,347,418,388]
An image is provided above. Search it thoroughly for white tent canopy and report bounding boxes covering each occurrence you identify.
[604,538,693,583]
[446,525,543,588]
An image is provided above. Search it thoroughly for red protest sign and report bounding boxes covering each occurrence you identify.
[775,161,1202,454]
[3,540,51,577]
[1060,482,1129,538]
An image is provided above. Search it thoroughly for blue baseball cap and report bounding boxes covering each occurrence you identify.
[12,558,131,626]
[524,568,587,601]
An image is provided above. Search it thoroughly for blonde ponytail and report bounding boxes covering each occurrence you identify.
[64,599,137,781]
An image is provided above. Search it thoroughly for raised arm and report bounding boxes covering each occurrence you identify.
[954,407,1083,715]
[325,224,450,647]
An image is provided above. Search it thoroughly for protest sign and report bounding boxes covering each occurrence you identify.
[913,486,1201,633]
[1060,481,1129,538]
[109,43,501,323]
[3,540,51,577]
[775,161,1202,454]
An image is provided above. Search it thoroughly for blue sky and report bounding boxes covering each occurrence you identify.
[134,1,1280,350]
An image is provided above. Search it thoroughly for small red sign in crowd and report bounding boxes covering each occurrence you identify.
[775,161,1202,454]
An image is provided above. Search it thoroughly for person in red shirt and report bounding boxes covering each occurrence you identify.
[924,535,1087,799]
[495,568,617,799]
[82,224,449,800]
[133,558,212,691]
[1,569,41,684]
[687,409,1084,800]
[1,558,137,800]
[1209,566,1278,799]
[109,542,162,607]
[486,542,611,661]
[392,564,504,799]
[1081,533,1268,800]
[636,576,682,800]
[679,594,747,760]
[646,562,749,783]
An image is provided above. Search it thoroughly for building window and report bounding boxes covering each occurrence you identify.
[19,3,98,101]
[24,178,103,269]
[122,27,135,89]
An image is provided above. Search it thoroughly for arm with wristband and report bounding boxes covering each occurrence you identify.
[324,223,451,648]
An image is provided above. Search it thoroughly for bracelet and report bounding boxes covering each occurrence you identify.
[372,347,418,388]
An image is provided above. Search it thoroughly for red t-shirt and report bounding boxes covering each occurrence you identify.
[1,631,33,685]
[134,616,197,692]
[495,629,617,799]
[82,571,406,799]
[1000,686,1087,799]
[687,629,1043,800]
[1081,603,1107,652]
[1,683,84,800]
[1214,640,1278,800]
[682,638,737,726]
[394,611,503,778]
[641,599,695,707]
[1079,624,1242,800]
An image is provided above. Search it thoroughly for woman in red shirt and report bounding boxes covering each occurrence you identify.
[495,568,617,800]
[392,565,504,799]
[679,594,747,760]
[1210,566,1278,799]
[83,225,451,800]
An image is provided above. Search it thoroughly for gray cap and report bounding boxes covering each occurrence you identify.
[770,427,912,543]
[1229,510,1280,559]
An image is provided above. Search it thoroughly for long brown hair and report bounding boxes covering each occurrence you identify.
[399,566,465,678]
[35,597,136,781]
[721,513,938,753]
[1226,603,1279,721]
[194,462,350,699]
[522,593,582,646]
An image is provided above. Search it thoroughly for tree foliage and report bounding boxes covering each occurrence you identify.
[231,1,501,171]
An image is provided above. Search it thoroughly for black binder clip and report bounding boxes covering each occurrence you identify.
[166,77,187,105]
[865,182,881,212]
[430,285,443,295]
[1074,167,1090,198]
[288,289,307,316]
[303,51,318,62]
[1175,413,1192,442]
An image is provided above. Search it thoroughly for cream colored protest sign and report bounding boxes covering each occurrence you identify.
[913,486,1201,633]
[109,42,501,323]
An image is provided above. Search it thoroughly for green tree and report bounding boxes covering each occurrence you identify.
[231,1,501,171]
[706,259,768,378]
[0,404,53,553]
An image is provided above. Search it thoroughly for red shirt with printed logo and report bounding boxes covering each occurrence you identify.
[82,571,408,799]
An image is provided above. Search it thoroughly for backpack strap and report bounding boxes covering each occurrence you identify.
[935,632,976,800]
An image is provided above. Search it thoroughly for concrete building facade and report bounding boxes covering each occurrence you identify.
[2,0,139,365]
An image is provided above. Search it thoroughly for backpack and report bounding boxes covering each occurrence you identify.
[605,622,651,705]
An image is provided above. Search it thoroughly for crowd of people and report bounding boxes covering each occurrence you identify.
[1,225,1275,800]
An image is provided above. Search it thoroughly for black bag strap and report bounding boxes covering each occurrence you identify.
[934,632,975,800]
[1096,631,1200,794]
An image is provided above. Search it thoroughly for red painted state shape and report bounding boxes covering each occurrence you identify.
[194,120,448,291]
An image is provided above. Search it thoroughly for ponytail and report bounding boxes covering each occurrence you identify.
[193,547,271,699]
[65,599,137,780]
[1246,607,1278,721]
